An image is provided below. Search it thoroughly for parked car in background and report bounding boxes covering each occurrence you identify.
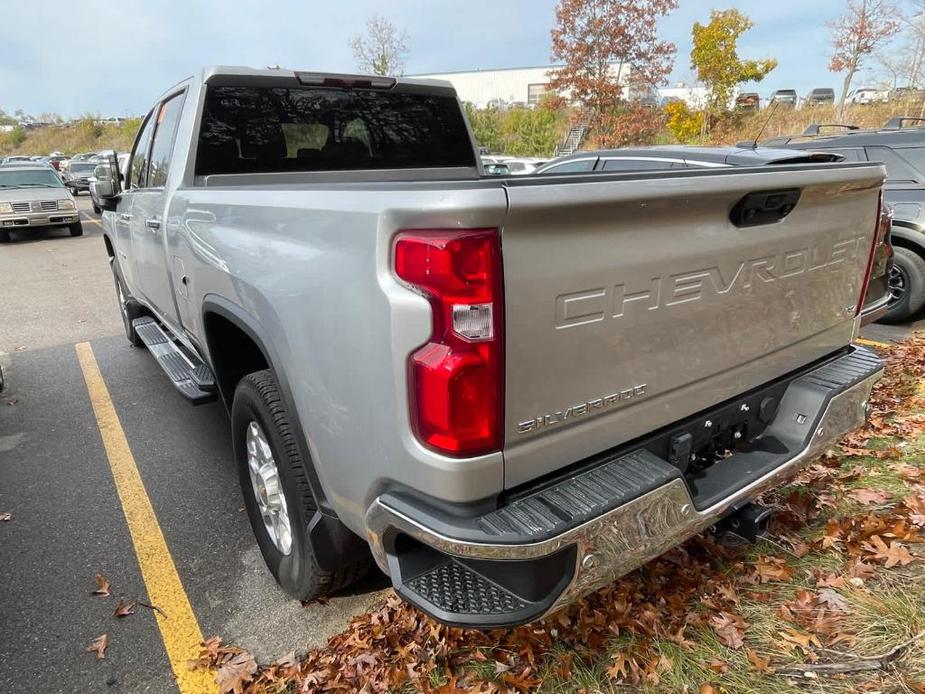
[503,158,545,175]
[891,87,925,104]
[91,66,885,628]
[763,119,925,322]
[535,145,893,326]
[847,87,889,105]
[769,89,798,107]
[65,161,97,195]
[734,92,759,111]
[0,164,82,242]
[804,88,835,106]
[2,156,33,166]
[483,162,510,175]
[47,154,68,171]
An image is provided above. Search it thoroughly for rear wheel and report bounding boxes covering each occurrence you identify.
[92,203,101,214]
[232,370,368,601]
[68,221,83,237]
[882,246,925,323]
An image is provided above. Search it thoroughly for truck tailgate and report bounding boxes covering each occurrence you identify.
[501,164,884,488]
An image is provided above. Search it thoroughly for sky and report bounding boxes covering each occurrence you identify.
[0,1,894,118]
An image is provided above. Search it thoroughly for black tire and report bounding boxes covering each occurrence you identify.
[92,203,101,215]
[882,246,925,323]
[69,221,83,237]
[0,228,9,243]
[232,370,368,600]
[112,264,144,347]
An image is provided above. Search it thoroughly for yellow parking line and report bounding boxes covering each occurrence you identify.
[75,342,215,694]
[855,337,891,349]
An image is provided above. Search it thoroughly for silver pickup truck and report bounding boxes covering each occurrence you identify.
[93,66,887,629]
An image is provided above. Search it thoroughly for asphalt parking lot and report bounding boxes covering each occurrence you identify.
[0,198,920,694]
[0,197,387,694]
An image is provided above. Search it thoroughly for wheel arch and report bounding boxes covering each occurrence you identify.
[888,222,925,257]
[200,295,368,569]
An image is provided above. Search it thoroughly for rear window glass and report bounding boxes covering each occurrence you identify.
[196,86,476,175]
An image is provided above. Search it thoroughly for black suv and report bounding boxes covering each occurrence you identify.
[763,117,925,322]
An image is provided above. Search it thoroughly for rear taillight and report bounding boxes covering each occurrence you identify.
[856,191,889,316]
[394,229,504,457]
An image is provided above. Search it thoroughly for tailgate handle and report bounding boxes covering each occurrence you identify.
[730,188,801,228]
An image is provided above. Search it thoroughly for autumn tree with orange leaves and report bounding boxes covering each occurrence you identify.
[548,0,678,133]
[829,0,902,110]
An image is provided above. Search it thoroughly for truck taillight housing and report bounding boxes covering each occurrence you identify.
[394,229,504,457]
[856,191,889,316]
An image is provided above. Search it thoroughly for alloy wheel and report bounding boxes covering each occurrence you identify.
[245,420,293,555]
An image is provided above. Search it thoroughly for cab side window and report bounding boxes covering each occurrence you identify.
[129,112,157,189]
[147,93,187,188]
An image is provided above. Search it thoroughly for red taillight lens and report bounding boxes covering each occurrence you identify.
[394,229,504,456]
[856,191,888,316]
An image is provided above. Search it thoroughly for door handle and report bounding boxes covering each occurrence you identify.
[145,218,161,231]
[118,213,132,223]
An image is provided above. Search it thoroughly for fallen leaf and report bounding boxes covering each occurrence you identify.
[216,651,257,694]
[708,658,727,674]
[113,598,136,618]
[753,556,793,583]
[700,684,717,694]
[848,488,892,505]
[779,627,821,654]
[606,652,630,681]
[14,346,25,352]
[5,399,17,406]
[0,512,10,522]
[92,574,111,597]
[86,634,108,660]
[746,647,772,673]
[816,588,851,613]
[861,535,916,568]
[710,612,747,649]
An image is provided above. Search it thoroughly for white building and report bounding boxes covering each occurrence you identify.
[410,64,628,109]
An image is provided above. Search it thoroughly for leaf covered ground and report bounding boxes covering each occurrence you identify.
[192,335,925,693]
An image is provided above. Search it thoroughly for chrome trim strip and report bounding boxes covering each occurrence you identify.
[365,370,881,616]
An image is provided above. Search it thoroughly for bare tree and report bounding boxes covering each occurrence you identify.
[350,15,409,77]
[828,0,902,110]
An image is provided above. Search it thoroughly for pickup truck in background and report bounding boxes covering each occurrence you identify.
[92,66,886,628]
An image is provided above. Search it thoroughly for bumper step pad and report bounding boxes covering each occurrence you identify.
[133,317,216,405]
[405,560,526,617]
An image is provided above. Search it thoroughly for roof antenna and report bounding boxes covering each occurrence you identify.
[749,100,781,149]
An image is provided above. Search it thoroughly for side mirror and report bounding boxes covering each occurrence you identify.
[91,150,122,212]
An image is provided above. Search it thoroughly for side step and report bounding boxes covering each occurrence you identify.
[132,317,217,405]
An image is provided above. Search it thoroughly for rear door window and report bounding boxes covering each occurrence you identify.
[147,92,186,188]
[129,113,156,189]
[196,85,476,175]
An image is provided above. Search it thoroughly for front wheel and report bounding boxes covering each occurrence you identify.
[68,221,83,237]
[881,246,925,323]
[112,266,144,347]
[0,229,9,243]
[232,370,367,601]
[92,203,101,214]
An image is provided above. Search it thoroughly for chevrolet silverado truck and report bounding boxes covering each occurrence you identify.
[92,66,887,629]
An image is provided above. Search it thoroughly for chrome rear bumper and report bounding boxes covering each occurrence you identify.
[366,348,882,627]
